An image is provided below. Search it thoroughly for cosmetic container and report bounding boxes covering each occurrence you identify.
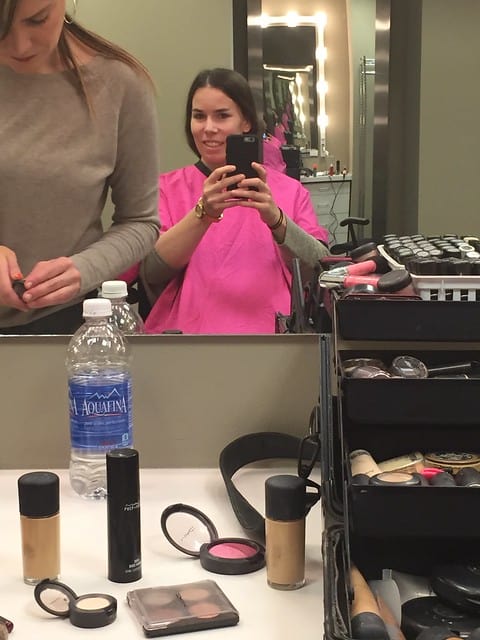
[18,471,60,585]
[160,503,264,575]
[34,579,117,629]
[350,449,381,477]
[265,474,306,590]
[106,448,141,583]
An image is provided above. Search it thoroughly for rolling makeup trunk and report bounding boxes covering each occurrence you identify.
[320,295,480,640]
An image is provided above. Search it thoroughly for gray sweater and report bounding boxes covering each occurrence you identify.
[0,56,160,328]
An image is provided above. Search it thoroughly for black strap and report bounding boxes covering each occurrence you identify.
[219,431,320,542]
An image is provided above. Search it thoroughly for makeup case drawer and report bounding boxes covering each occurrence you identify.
[322,523,480,640]
[339,350,480,425]
[334,296,480,342]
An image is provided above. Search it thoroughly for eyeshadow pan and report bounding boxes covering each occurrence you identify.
[188,601,221,618]
[76,596,112,611]
[178,587,210,602]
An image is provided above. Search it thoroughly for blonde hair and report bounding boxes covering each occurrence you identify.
[0,1,153,109]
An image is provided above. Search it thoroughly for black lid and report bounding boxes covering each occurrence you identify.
[18,472,59,517]
[455,260,473,275]
[349,242,377,261]
[377,269,412,292]
[106,448,139,501]
[415,259,438,275]
[444,247,461,259]
[265,474,306,521]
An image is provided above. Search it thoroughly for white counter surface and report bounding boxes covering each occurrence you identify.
[301,173,352,184]
[0,467,323,639]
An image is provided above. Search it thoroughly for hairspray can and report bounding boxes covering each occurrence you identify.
[265,474,306,590]
[106,448,141,582]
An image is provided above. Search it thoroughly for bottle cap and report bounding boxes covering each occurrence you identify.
[265,474,306,521]
[83,298,112,318]
[18,471,59,517]
[106,448,140,503]
[101,281,128,299]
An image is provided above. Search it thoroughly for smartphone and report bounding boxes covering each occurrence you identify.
[226,134,261,190]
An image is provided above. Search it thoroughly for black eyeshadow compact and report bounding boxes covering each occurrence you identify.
[34,579,117,628]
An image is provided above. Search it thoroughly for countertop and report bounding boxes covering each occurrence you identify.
[301,173,352,183]
[0,466,323,639]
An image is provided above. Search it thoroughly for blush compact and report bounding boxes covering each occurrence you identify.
[160,503,265,575]
[34,579,117,628]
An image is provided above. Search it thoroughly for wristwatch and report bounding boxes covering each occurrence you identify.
[195,197,223,222]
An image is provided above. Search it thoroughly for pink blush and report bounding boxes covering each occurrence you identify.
[208,542,257,559]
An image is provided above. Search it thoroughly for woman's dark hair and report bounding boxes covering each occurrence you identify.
[185,68,260,156]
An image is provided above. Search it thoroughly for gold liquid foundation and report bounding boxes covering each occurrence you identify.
[18,472,60,585]
[265,475,306,590]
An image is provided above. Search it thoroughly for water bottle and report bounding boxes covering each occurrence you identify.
[100,280,144,335]
[67,298,133,499]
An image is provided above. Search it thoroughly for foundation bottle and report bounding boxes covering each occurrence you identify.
[17,471,60,585]
[265,474,306,590]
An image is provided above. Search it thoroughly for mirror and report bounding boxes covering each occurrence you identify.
[262,23,321,152]
[2,0,330,337]
[250,2,351,178]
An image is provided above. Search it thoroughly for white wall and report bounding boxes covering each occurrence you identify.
[79,0,233,173]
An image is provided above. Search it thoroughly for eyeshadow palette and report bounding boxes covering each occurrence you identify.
[126,580,239,637]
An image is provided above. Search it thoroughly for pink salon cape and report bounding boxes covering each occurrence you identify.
[144,164,328,334]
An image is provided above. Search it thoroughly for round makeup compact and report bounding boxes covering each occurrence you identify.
[34,579,117,628]
[424,452,480,474]
[160,503,265,575]
[390,355,429,379]
[369,471,421,487]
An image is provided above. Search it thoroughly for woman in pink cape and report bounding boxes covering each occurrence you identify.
[142,68,329,334]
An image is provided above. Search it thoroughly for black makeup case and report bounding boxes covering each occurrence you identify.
[320,295,480,640]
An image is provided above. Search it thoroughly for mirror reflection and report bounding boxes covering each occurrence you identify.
[262,24,319,151]
[0,0,372,338]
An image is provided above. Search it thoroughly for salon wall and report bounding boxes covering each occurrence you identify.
[1,335,319,469]
[79,0,233,173]
[418,0,480,234]
[261,0,351,172]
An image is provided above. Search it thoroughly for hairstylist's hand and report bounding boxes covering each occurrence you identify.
[0,245,29,310]
[229,162,282,228]
[200,165,246,220]
[22,257,82,309]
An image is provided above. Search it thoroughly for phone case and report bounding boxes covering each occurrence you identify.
[226,134,261,189]
[126,579,239,637]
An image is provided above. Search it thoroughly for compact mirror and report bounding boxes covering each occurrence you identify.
[160,503,219,556]
[35,581,77,617]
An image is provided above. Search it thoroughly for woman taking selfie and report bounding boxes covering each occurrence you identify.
[0,0,159,333]
[142,67,329,334]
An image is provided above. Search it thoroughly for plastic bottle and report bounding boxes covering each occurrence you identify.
[100,280,144,335]
[67,298,133,499]
[265,474,306,590]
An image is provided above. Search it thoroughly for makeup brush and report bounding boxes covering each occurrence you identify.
[350,565,389,640]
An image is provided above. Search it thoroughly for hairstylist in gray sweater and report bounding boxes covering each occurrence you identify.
[0,0,160,333]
